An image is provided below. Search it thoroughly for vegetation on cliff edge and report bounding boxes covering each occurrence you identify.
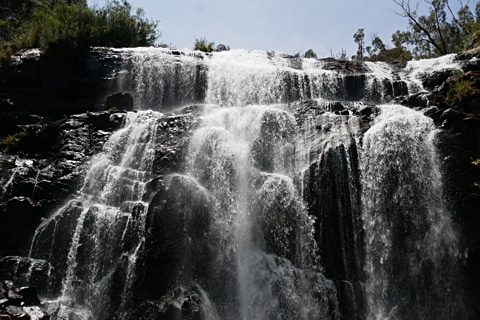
[353,0,480,61]
[0,0,158,63]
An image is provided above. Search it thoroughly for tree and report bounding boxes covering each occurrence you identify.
[353,28,365,60]
[303,48,317,58]
[365,32,413,61]
[366,34,387,58]
[215,43,230,52]
[0,0,159,62]
[392,0,479,58]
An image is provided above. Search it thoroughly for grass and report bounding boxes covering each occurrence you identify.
[1,131,28,153]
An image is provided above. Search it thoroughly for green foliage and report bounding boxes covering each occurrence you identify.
[303,49,317,59]
[445,75,474,107]
[194,37,214,52]
[1,131,28,153]
[356,1,480,61]
[0,0,158,62]
[215,43,230,52]
[353,28,365,61]
[392,0,480,58]
[109,115,120,124]
[471,158,480,197]
[354,29,412,62]
[27,1,158,50]
[365,35,413,62]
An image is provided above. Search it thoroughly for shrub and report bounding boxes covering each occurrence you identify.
[194,37,214,52]
[445,76,474,107]
[1,131,28,153]
[0,0,159,60]
[215,43,230,52]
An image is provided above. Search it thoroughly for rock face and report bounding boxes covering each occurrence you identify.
[139,175,214,302]
[0,48,479,319]
[0,111,124,256]
[106,92,134,111]
[0,256,51,319]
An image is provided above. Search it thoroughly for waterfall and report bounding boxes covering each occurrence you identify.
[30,111,163,319]
[185,105,337,319]
[26,48,469,320]
[360,105,466,320]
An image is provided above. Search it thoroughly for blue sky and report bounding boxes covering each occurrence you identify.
[87,0,433,58]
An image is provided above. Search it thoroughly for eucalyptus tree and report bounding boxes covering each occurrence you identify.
[393,0,480,58]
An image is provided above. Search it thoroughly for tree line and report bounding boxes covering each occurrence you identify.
[2,0,479,63]
[353,0,480,62]
[0,0,158,62]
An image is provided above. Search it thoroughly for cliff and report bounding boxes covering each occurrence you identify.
[0,48,479,319]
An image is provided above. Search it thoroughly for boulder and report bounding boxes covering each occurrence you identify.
[0,279,47,319]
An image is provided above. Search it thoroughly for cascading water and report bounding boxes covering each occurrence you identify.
[30,111,164,319]
[361,105,466,320]
[26,47,471,320]
[185,105,337,319]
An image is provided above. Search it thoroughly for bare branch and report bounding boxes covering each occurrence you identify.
[392,0,448,54]
[432,0,448,53]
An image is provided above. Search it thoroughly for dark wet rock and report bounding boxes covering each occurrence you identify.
[0,109,122,257]
[150,112,200,175]
[329,102,346,112]
[138,175,213,301]
[87,111,125,131]
[343,75,367,101]
[0,277,48,319]
[319,58,369,73]
[106,92,134,111]
[422,70,455,90]
[441,107,467,122]
[0,47,480,319]
[335,280,357,320]
[6,290,22,303]
[14,287,40,306]
[0,198,42,255]
[142,177,165,203]
[303,145,364,282]
[355,106,374,118]
[382,78,394,99]
[292,100,325,127]
[393,80,408,96]
[0,48,122,120]
[0,257,50,296]
[28,201,83,295]
[137,285,208,320]
[398,92,432,109]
